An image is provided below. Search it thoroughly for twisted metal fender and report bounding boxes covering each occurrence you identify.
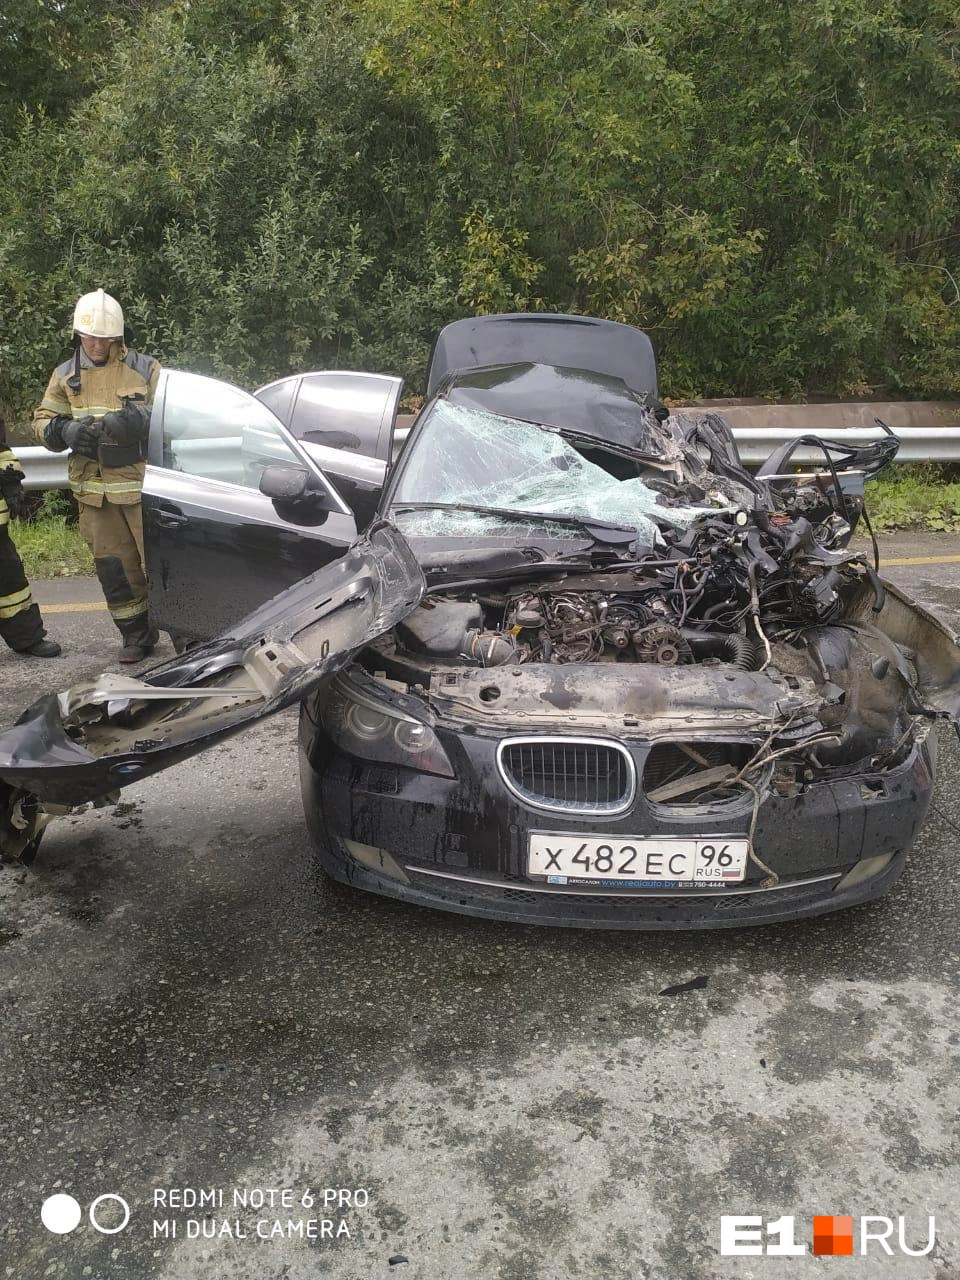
[0,522,424,857]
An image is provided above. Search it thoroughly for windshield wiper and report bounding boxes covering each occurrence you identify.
[425,562,586,592]
[391,502,639,544]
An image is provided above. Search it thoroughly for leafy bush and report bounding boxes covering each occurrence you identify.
[0,2,447,419]
[361,0,960,399]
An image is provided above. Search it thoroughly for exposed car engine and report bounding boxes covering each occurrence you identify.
[393,506,888,674]
[390,416,902,677]
[372,420,925,780]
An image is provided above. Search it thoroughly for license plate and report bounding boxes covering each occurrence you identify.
[527,834,749,887]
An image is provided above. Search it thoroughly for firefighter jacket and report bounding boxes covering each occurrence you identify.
[32,342,161,507]
[0,418,24,531]
[0,418,43,648]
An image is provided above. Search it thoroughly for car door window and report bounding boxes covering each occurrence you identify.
[162,370,308,490]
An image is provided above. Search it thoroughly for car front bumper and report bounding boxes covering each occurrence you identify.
[299,703,936,930]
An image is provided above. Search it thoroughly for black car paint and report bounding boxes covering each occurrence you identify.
[426,312,658,399]
[142,375,361,641]
[297,616,939,928]
[291,341,960,927]
[143,492,358,641]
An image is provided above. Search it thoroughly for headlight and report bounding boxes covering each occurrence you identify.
[321,677,455,778]
[345,703,392,741]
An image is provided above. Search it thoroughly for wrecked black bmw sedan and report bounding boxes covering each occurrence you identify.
[2,313,959,929]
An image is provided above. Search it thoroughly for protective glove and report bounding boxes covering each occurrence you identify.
[60,417,102,459]
[41,415,73,452]
[100,399,151,446]
[0,466,25,519]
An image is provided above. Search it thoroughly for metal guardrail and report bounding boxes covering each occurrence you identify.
[732,426,960,465]
[15,447,71,491]
[13,424,960,490]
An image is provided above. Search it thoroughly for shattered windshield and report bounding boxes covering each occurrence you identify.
[390,401,731,544]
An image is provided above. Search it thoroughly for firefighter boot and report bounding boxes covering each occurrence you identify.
[24,639,62,658]
[118,620,160,665]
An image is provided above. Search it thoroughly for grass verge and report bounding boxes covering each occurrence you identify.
[16,516,93,578]
[866,463,960,533]
[14,491,93,578]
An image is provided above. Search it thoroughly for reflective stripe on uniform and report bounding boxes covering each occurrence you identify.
[108,596,148,621]
[70,479,142,496]
[0,585,33,619]
[0,450,23,475]
[71,406,116,418]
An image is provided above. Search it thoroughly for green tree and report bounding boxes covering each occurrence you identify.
[2,0,959,413]
[0,0,170,137]
[0,1,447,416]
[359,0,960,398]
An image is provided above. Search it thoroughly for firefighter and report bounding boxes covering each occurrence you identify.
[0,417,61,658]
[33,289,161,663]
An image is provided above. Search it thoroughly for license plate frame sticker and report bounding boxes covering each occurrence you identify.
[527,833,750,887]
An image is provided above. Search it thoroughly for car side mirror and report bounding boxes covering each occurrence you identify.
[258,464,342,524]
[259,465,311,501]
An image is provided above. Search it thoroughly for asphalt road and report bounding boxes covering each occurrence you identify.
[1,534,959,1279]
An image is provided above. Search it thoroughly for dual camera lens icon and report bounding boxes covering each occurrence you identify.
[41,1193,130,1235]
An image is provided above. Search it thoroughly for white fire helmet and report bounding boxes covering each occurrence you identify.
[72,288,124,339]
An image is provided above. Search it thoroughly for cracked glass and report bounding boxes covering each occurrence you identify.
[391,401,727,543]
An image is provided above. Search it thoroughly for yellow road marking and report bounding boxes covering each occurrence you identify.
[880,555,960,567]
[40,601,109,614]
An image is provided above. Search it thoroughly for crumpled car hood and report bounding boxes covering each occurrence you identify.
[0,522,423,821]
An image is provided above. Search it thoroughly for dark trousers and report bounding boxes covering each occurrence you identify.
[0,527,44,652]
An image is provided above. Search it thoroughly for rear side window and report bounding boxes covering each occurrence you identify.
[255,378,298,428]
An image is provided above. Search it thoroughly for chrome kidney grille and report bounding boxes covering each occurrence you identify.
[496,737,636,815]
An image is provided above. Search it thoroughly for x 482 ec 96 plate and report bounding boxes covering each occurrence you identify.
[527,834,750,888]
